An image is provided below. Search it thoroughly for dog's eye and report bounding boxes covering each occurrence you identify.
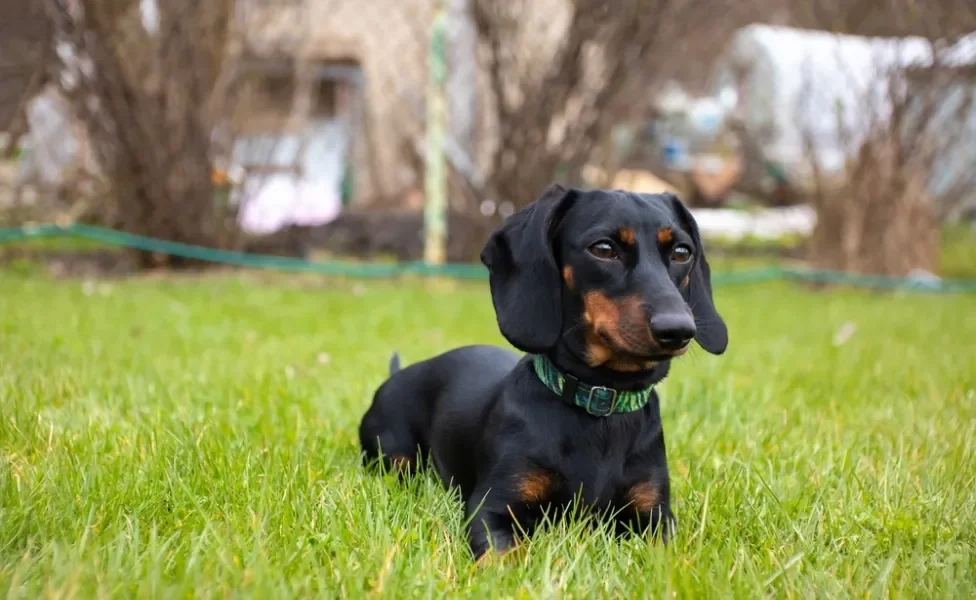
[671,244,693,264]
[588,241,618,260]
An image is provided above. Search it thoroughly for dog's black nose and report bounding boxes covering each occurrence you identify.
[650,313,696,350]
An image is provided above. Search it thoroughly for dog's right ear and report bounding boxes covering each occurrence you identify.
[480,184,577,353]
[666,193,728,355]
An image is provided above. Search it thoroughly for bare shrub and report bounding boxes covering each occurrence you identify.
[466,0,758,225]
[41,0,259,266]
[798,35,976,276]
[0,1,53,155]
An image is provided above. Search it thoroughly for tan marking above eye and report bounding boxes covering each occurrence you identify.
[618,227,636,245]
[657,227,674,244]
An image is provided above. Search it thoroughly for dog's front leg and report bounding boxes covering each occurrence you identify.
[465,484,519,560]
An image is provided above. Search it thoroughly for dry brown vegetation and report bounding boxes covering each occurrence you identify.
[793,26,976,275]
[468,0,758,217]
[42,0,247,266]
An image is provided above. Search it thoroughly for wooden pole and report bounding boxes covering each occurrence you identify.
[423,0,449,265]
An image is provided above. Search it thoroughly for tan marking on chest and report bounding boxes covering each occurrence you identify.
[389,454,414,471]
[517,471,554,503]
[626,481,661,512]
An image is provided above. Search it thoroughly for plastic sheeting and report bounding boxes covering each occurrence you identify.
[232,119,347,234]
[18,89,85,187]
[712,24,976,179]
[691,204,816,241]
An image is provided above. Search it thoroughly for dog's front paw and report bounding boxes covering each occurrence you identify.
[657,507,676,545]
[474,544,524,568]
[469,528,516,562]
[615,503,675,546]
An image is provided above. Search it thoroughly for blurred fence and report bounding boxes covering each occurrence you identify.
[2,222,976,293]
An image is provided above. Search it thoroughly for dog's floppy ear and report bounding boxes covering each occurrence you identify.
[480,184,577,353]
[667,193,728,355]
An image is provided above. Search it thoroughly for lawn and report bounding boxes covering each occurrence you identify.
[1,271,974,598]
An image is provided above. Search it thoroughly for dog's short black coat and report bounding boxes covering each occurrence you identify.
[358,185,728,559]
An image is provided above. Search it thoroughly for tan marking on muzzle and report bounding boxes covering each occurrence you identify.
[562,266,575,290]
[582,292,656,369]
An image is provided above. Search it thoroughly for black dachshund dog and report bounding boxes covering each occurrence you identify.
[359,185,728,559]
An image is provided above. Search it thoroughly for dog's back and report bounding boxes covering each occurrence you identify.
[358,345,520,476]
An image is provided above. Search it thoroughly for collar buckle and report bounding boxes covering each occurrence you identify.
[584,385,618,417]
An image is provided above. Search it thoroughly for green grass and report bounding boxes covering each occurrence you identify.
[1,272,975,599]
[940,224,976,279]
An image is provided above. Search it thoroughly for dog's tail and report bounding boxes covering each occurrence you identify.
[388,351,402,375]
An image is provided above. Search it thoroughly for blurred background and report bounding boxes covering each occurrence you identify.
[2,0,975,279]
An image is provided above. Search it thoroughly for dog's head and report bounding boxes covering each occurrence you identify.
[480,184,727,374]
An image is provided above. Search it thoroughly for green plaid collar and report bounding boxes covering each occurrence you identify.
[531,354,655,417]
